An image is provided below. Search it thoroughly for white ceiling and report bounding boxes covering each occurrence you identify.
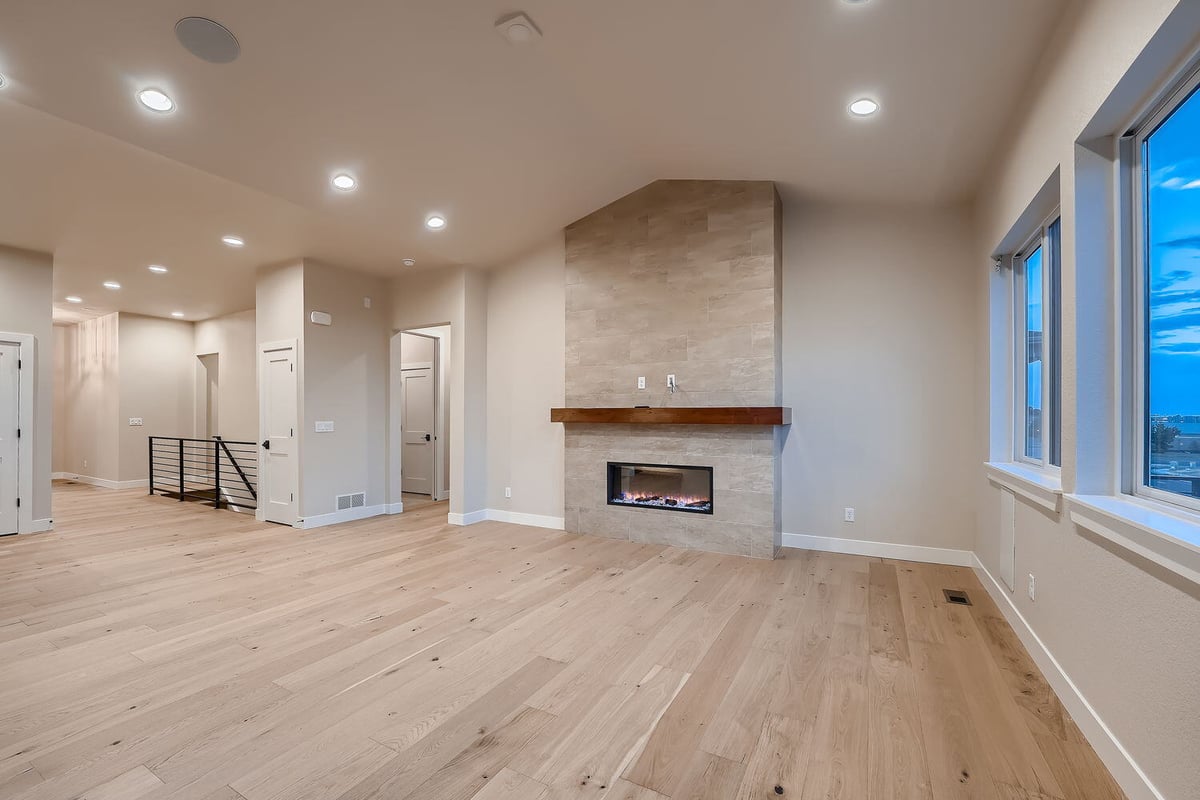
[0,0,1067,322]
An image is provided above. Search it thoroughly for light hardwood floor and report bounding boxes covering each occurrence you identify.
[0,482,1124,800]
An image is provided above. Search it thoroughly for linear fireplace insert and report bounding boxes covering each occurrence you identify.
[607,462,714,514]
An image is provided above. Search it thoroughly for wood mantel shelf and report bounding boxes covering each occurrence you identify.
[550,407,791,425]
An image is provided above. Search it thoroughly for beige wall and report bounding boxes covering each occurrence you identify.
[973,2,1199,798]
[55,313,194,484]
[301,260,389,518]
[486,235,566,518]
[194,309,257,442]
[780,201,977,551]
[0,245,54,521]
[116,314,195,481]
[59,314,120,482]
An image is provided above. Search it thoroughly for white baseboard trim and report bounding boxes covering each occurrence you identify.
[447,509,488,526]
[972,555,1163,800]
[25,518,53,533]
[386,502,404,515]
[444,509,566,530]
[485,509,565,530]
[297,504,388,530]
[52,471,70,480]
[780,532,974,567]
[60,474,149,491]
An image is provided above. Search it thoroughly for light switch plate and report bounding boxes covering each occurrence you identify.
[315,421,335,433]
[129,417,144,427]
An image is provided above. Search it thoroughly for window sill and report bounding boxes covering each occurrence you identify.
[985,462,1063,513]
[1068,494,1200,587]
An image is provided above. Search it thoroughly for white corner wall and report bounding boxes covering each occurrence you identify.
[780,201,978,556]
[973,2,1200,798]
[0,245,54,525]
[391,265,488,521]
[301,260,390,521]
[117,314,195,482]
[485,235,566,524]
[194,309,258,442]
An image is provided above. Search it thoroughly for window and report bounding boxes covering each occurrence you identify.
[1132,66,1200,510]
[1013,215,1061,468]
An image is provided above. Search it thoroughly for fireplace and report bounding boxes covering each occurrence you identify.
[607,462,714,514]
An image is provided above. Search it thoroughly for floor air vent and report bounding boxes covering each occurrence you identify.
[337,492,366,511]
[943,589,972,606]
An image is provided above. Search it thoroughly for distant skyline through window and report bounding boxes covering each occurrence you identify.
[1144,80,1200,500]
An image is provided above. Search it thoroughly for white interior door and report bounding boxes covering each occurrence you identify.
[401,366,434,495]
[260,344,298,525]
[0,343,18,535]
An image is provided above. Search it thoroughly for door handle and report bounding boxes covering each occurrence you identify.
[424,433,432,442]
[261,439,270,450]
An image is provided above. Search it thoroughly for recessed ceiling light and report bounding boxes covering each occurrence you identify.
[331,173,357,191]
[148,264,168,273]
[221,235,244,247]
[103,281,121,290]
[402,258,416,267]
[849,98,879,117]
[171,311,186,318]
[137,87,175,113]
[425,214,446,231]
[65,295,83,303]
[495,12,542,44]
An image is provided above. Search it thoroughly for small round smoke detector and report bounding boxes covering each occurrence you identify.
[175,17,241,64]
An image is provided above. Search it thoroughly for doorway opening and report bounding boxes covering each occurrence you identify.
[398,326,449,510]
[195,353,219,440]
[0,339,21,535]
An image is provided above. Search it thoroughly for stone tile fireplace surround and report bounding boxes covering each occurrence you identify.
[561,180,784,558]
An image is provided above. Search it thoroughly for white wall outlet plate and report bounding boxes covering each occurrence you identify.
[505,487,512,498]
[637,376,646,390]
[363,296,371,309]
[129,417,144,427]
[844,507,856,522]
[315,420,335,433]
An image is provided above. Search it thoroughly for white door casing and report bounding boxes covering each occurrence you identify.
[0,342,19,535]
[401,365,434,495]
[259,341,298,525]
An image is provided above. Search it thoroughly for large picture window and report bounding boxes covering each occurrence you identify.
[1135,70,1200,508]
[1014,215,1061,468]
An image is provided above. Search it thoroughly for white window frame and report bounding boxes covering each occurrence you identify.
[1126,62,1200,516]
[1011,211,1061,473]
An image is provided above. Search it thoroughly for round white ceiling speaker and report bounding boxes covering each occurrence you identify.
[175,17,241,64]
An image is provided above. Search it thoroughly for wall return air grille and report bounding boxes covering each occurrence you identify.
[336,492,366,511]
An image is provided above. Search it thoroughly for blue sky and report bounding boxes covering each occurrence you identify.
[1147,83,1200,416]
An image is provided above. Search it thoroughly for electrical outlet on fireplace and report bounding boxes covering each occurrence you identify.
[637,376,646,390]
[1028,573,1036,601]
[505,487,512,498]
[844,507,855,522]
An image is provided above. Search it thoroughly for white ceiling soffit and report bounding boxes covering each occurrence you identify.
[0,0,1067,320]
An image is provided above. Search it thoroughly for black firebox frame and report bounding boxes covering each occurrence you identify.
[606,461,714,515]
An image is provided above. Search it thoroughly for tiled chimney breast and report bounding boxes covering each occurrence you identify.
[563,180,783,558]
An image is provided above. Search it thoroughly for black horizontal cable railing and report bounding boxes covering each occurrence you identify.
[149,436,258,510]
